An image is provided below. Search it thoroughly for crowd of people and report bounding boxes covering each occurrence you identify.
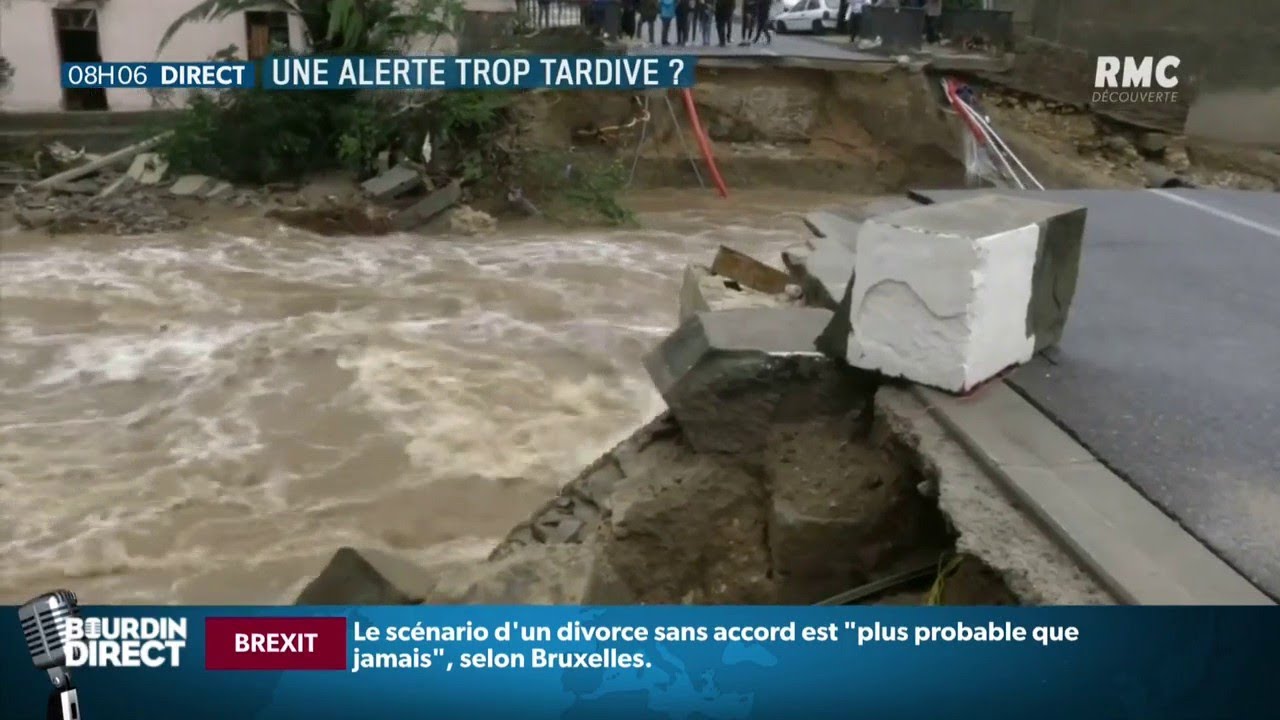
[608,0,776,47]
[531,0,946,47]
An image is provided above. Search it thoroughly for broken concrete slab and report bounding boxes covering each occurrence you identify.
[170,174,213,196]
[645,307,856,454]
[361,164,423,200]
[392,180,461,231]
[826,194,1087,393]
[802,211,861,252]
[709,246,792,294]
[126,152,168,185]
[294,547,434,604]
[678,264,792,322]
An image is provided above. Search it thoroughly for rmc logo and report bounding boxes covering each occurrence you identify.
[1092,56,1181,103]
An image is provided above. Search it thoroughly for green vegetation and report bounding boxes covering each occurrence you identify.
[152,0,632,225]
[518,151,635,226]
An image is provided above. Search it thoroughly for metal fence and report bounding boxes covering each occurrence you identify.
[515,0,601,29]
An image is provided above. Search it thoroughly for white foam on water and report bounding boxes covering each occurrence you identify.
[0,207,804,603]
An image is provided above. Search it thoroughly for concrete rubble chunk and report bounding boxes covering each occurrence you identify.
[709,246,792,294]
[422,544,635,605]
[294,547,434,605]
[126,152,168,185]
[392,180,461,230]
[795,237,857,310]
[644,307,839,454]
[360,164,423,200]
[170,174,213,196]
[825,194,1086,393]
[679,264,791,322]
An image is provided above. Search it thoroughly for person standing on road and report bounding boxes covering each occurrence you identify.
[738,0,754,45]
[714,0,734,45]
[640,0,659,42]
[676,0,691,45]
[751,0,772,44]
[696,0,713,45]
[846,0,866,42]
[660,0,676,44]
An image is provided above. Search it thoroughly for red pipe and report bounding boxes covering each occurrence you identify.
[944,77,986,146]
[679,88,729,199]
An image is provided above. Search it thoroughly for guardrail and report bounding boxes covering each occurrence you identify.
[937,8,1014,50]
[514,0,623,36]
[861,6,925,53]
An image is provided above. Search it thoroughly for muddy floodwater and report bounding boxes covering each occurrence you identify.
[0,191,842,604]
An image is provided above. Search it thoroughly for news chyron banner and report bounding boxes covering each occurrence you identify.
[3,603,1279,719]
[60,56,697,91]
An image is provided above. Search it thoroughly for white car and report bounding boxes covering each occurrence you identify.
[773,0,839,34]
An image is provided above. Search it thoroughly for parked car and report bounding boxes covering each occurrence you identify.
[773,0,839,34]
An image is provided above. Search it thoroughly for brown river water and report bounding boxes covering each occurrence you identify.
[0,190,845,604]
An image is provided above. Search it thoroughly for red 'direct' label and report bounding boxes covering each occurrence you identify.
[205,617,347,671]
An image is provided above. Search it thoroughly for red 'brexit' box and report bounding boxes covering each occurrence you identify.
[205,617,347,670]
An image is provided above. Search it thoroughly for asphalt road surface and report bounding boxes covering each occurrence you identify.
[912,187,1280,600]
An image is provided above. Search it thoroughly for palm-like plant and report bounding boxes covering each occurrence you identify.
[156,0,460,57]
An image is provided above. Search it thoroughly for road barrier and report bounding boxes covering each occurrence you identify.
[938,9,1014,51]
[861,6,925,53]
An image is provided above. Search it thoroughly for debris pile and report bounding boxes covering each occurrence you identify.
[3,135,475,236]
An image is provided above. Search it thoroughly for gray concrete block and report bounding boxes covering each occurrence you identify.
[361,164,422,200]
[392,180,461,230]
[824,194,1086,392]
[644,308,843,454]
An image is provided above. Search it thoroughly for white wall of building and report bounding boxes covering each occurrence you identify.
[0,0,306,112]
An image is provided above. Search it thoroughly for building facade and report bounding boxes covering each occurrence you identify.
[0,0,306,112]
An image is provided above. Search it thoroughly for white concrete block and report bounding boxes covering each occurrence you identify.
[833,194,1086,393]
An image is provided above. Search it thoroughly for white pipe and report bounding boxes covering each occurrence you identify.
[951,90,1025,189]
[955,95,1045,190]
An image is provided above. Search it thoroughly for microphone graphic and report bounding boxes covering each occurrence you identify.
[17,590,82,720]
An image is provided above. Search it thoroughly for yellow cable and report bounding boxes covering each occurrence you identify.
[926,554,965,606]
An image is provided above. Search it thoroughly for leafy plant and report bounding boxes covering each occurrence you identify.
[518,150,634,226]
[157,0,460,56]
[161,90,343,183]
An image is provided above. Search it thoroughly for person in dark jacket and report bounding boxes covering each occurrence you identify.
[676,0,691,44]
[751,0,772,43]
[738,0,754,45]
[695,0,713,44]
[639,0,659,42]
[714,0,734,45]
